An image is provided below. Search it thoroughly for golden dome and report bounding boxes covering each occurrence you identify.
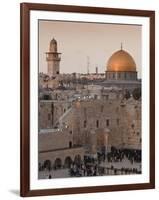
[107,50,136,72]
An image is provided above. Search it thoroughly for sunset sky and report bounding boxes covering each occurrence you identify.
[39,20,142,78]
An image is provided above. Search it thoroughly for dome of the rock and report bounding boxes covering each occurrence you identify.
[107,50,136,72]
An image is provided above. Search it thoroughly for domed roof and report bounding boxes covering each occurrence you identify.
[107,49,136,72]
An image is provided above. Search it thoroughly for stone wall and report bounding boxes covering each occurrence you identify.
[39,100,72,129]
[76,98,140,149]
[38,89,141,170]
[39,146,85,167]
[39,129,73,151]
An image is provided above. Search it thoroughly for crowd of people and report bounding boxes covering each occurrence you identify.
[69,163,98,177]
[69,147,141,177]
[107,147,141,164]
[39,147,142,178]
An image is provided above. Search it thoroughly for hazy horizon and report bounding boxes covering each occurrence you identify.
[39,20,142,78]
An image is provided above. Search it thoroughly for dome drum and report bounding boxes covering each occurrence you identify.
[105,71,137,81]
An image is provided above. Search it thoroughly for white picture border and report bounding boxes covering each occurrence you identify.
[30,10,150,190]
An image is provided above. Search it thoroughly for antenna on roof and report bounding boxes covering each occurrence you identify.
[95,65,98,74]
[121,42,123,50]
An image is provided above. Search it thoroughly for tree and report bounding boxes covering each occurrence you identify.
[124,90,131,99]
[132,88,141,100]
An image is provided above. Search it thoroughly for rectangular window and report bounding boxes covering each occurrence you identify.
[69,141,72,148]
[84,120,87,128]
[106,119,109,127]
[96,120,99,128]
[117,118,119,125]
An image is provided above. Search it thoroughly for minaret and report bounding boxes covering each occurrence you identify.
[46,38,61,76]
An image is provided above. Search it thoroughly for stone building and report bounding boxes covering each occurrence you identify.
[38,39,141,173]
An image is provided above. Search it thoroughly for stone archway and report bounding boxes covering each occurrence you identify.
[74,155,81,166]
[43,160,52,171]
[64,156,72,168]
[54,158,62,169]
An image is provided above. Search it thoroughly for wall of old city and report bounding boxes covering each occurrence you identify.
[39,94,141,152]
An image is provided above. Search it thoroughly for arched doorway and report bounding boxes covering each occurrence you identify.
[64,157,72,168]
[43,160,51,171]
[54,158,62,169]
[74,155,81,166]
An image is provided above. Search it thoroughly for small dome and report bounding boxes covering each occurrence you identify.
[107,50,136,72]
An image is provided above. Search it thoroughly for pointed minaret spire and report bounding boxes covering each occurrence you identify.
[87,56,90,74]
[121,42,123,50]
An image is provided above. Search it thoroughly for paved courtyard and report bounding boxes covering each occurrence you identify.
[39,158,141,179]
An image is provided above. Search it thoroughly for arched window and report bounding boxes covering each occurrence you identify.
[64,157,72,168]
[54,158,62,169]
[43,160,52,171]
